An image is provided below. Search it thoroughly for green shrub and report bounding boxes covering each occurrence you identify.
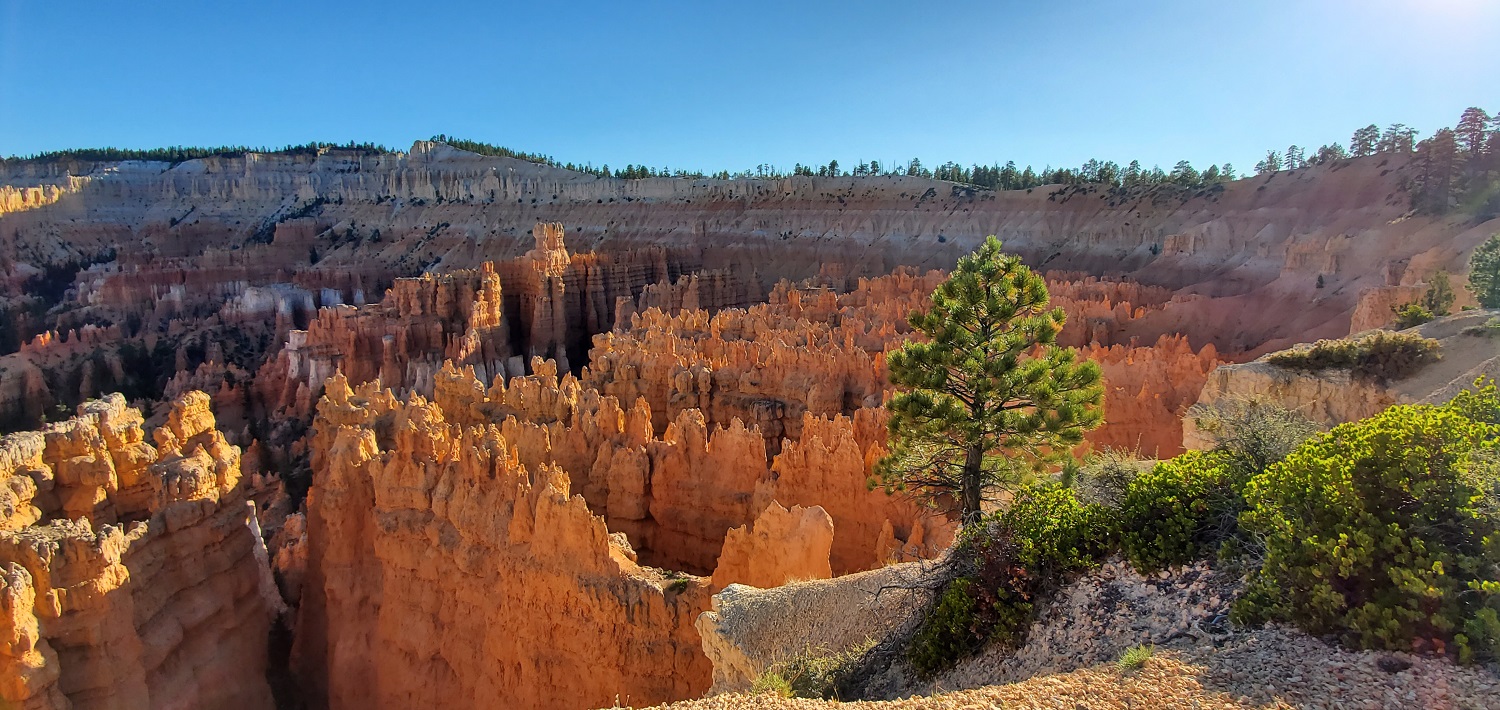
[1119,451,1236,572]
[1120,401,1317,573]
[907,485,1113,675]
[1234,381,1500,662]
[1393,302,1436,329]
[1470,235,1500,309]
[1192,398,1320,479]
[1265,330,1441,381]
[1003,484,1116,579]
[908,577,986,676]
[1423,271,1457,317]
[1392,272,1457,328]
[749,671,793,697]
[1116,644,1155,671]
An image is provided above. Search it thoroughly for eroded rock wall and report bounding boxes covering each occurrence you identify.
[291,373,715,710]
[289,354,955,708]
[0,391,276,710]
[427,359,944,576]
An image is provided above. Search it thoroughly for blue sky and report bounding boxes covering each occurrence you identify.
[2,0,1497,173]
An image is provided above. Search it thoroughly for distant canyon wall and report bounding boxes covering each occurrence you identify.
[5,144,1495,359]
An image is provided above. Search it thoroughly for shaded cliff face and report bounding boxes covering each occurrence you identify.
[0,391,278,710]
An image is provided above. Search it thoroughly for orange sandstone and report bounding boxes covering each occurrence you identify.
[0,391,277,710]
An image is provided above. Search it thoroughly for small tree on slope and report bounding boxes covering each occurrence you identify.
[872,236,1103,523]
[1471,235,1500,309]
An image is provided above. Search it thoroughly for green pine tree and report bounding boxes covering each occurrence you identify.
[872,236,1104,523]
[1422,270,1456,316]
[1470,235,1500,308]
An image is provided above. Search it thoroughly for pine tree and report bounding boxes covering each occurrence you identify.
[1351,125,1380,157]
[1421,270,1456,316]
[998,161,1017,189]
[1255,150,1282,175]
[1098,161,1121,186]
[872,237,1104,522]
[1381,124,1419,153]
[1171,160,1200,186]
[1469,235,1500,309]
[1315,143,1347,164]
[1457,107,1491,157]
[1413,128,1459,214]
[1285,145,1304,169]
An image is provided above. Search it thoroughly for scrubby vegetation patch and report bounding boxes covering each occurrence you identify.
[751,640,877,699]
[1265,330,1440,381]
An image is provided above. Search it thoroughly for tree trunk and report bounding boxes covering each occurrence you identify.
[961,444,984,524]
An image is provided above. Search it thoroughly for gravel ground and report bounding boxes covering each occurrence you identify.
[926,559,1242,692]
[629,639,1500,708]
[627,654,1262,708]
[1180,627,1500,709]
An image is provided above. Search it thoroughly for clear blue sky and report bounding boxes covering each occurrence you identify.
[2,0,1497,173]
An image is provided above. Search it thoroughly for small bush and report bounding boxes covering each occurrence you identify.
[1119,451,1236,572]
[1193,398,1320,480]
[1069,449,1147,507]
[1003,485,1116,579]
[1391,271,1459,329]
[1235,380,1500,662]
[752,640,875,699]
[749,671,793,697]
[1265,330,1441,382]
[908,577,986,676]
[1410,271,1458,320]
[1116,644,1155,671]
[1393,302,1436,329]
[1469,235,1500,309]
